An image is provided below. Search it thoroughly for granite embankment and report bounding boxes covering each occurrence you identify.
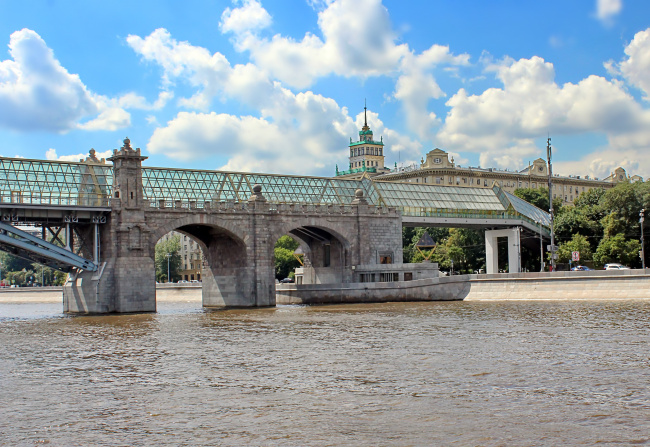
[4,270,649,305]
[0,283,202,303]
[275,269,650,304]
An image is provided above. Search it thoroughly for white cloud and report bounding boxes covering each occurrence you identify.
[555,147,644,180]
[78,108,131,131]
[220,0,411,89]
[608,28,650,100]
[118,90,173,110]
[127,28,233,110]
[596,0,622,22]
[0,29,98,132]
[45,147,113,162]
[128,27,418,175]
[220,0,272,35]
[0,28,148,133]
[393,45,470,140]
[437,55,650,175]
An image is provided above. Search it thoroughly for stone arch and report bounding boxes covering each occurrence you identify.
[150,214,248,247]
[148,213,259,307]
[271,219,354,285]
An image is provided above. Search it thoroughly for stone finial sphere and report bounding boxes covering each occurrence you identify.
[355,189,364,198]
[253,184,262,194]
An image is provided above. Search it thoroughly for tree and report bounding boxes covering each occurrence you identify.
[443,228,485,273]
[274,235,301,280]
[514,187,549,211]
[556,234,593,264]
[155,234,182,282]
[402,227,449,263]
[594,233,641,268]
[0,251,33,273]
[553,207,602,251]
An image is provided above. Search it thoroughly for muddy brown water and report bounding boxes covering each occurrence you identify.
[1,298,649,446]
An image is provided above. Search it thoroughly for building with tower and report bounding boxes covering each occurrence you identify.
[335,103,390,179]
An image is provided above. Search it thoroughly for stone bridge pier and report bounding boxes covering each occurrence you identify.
[64,139,404,314]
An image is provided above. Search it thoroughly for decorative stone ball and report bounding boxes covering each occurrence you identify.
[253,184,262,194]
[355,189,364,198]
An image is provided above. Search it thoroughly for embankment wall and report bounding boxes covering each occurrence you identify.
[276,269,650,304]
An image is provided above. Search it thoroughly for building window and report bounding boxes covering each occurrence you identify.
[379,272,399,282]
[434,157,441,164]
[379,253,393,264]
[484,180,488,187]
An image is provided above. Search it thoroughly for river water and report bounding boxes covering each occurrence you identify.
[1,298,649,446]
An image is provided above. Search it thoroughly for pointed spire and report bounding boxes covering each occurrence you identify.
[361,99,370,132]
[364,98,367,128]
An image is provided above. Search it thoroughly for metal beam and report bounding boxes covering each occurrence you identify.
[0,222,98,271]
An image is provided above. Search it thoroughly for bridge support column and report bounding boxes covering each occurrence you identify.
[485,228,521,274]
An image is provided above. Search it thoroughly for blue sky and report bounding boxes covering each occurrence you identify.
[1,0,650,180]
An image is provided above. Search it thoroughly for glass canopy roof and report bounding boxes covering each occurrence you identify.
[0,157,550,229]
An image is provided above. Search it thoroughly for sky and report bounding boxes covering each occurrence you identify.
[1,0,650,180]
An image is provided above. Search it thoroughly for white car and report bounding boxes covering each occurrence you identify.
[604,263,630,270]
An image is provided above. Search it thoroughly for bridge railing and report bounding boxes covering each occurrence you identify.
[0,157,112,208]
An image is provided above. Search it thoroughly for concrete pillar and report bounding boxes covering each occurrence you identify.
[508,227,521,274]
[485,231,499,274]
[485,228,521,274]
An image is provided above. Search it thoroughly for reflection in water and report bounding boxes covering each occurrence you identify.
[1,300,649,446]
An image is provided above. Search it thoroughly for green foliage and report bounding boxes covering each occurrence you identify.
[573,187,606,208]
[551,180,650,268]
[0,252,33,273]
[553,207,602,251]
[402,227,449,263]
[513,187,550,211]
[401,227,484,273]
[594,233,641,268]
[276,235,300,251]
[274,236,301,279]
[155,234,182,282]
[444,228,485,273]
[556,234,593,264]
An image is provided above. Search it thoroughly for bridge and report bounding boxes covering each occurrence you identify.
[0,139,550,313]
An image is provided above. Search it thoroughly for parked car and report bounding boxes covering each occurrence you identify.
[280,278,294,283]
[571,265,593,271]
[604,263,630,270]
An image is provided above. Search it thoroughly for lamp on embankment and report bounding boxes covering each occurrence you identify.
[640,209,645,269]
[166,252,172,283]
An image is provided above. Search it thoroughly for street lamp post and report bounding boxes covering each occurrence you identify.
[640,209,645,269]
[547,137,556,272]
[166,252,172,283]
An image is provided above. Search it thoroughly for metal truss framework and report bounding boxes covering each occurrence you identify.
[0,157,551,231]
[0,222,98,272]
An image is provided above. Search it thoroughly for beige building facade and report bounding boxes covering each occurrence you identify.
[158,231,204,281]
[352,147,640,205]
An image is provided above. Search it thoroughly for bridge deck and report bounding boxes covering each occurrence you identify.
[0,156,550,232]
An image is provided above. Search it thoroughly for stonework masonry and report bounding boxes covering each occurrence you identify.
[63,140,407,313]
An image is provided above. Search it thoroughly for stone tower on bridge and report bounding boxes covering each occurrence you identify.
[63,139,410,313]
